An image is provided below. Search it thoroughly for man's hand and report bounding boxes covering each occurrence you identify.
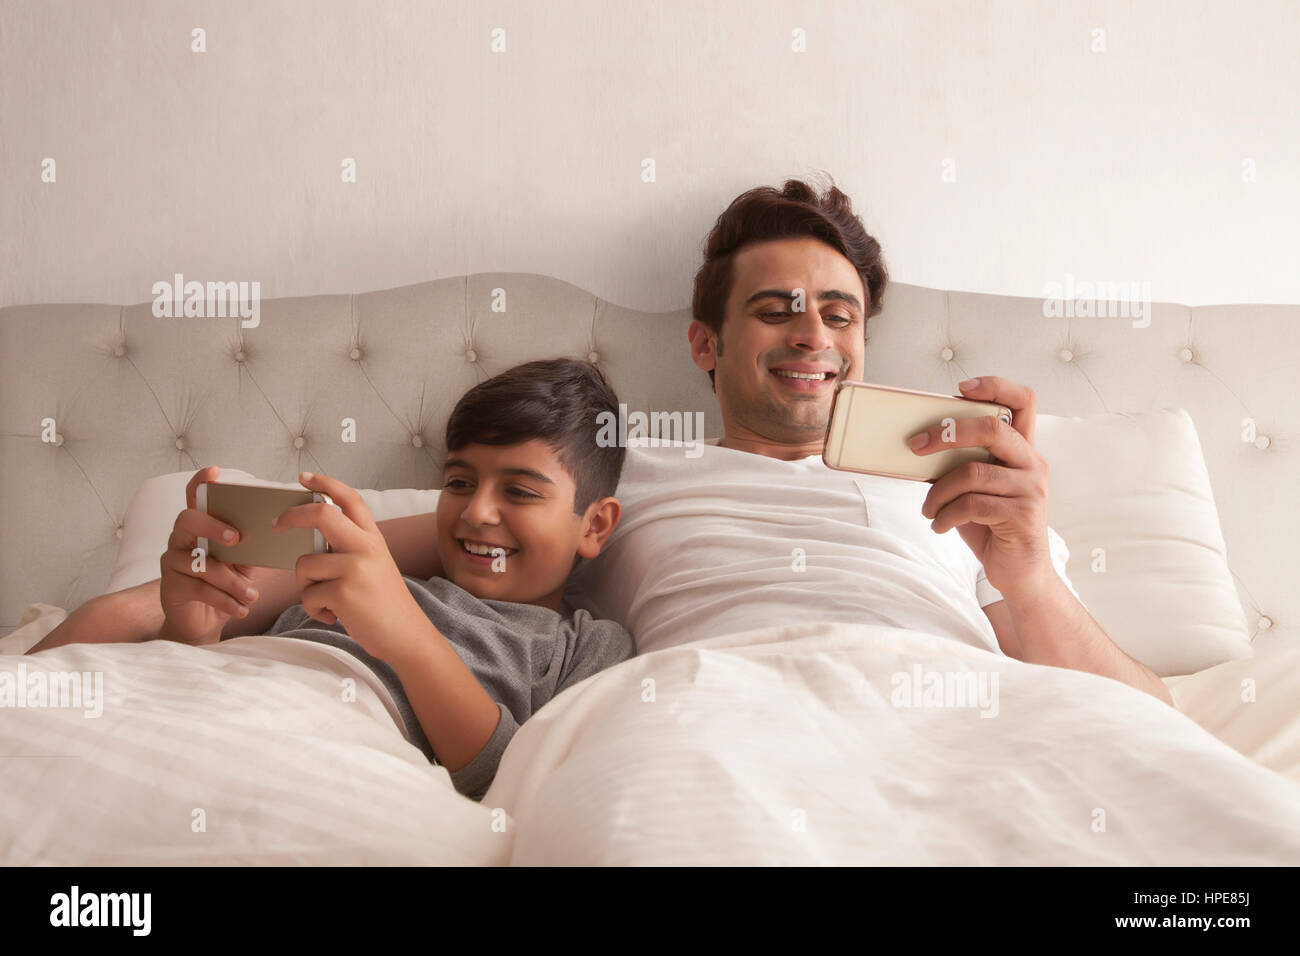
[907,376,1054,603]
[272,471,425,662]
[157,465,261,645]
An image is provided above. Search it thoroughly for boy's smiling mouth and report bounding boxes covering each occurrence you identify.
[457,537,519,557]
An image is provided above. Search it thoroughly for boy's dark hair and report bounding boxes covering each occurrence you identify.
[444,357,626,515]
[690,173,889,391]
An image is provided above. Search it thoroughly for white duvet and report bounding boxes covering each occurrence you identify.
[5,620,1300,865]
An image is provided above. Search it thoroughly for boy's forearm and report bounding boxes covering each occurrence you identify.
[27,579,165,654]
[385,611,502,772]
[27,510,440,655]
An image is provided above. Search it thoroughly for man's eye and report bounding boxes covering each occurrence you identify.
[509,488,540,500]
[444,478,470,490]
[760,311,852,325]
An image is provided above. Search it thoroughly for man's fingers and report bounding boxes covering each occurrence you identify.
[957,376,1038,445]
[909,414,1037,471]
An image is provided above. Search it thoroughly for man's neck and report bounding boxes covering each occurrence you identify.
[716,433,825,461]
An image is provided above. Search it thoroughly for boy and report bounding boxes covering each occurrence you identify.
[95,358,632,801]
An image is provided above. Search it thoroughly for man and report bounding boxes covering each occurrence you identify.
[29,177,1174,708]
[560,177,1172,706]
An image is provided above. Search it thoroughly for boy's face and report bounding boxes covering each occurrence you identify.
[436,439,611,611]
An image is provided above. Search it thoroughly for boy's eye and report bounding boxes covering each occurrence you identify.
[443,478,538,500]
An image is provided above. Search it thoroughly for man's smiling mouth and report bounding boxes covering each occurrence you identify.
[769,363,839,389]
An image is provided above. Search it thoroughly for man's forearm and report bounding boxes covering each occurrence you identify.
[1002,569,1174,707]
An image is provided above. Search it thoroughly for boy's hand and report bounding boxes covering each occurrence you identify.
[274,471,425,662]
[157,465,260,645]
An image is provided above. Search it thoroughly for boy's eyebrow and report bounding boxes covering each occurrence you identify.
[443,457,556,485]
[744,288,863,313]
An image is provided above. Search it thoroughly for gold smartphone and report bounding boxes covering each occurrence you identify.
[196,482,334,570]
[822,380,1013,482]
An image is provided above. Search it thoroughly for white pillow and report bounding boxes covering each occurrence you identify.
[1035,408,1252,677]
[103,470,440,595]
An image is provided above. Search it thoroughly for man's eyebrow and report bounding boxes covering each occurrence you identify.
[443,457,556,485]
[744,288,864,312]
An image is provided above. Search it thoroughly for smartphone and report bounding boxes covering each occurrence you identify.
[196,481,334,570]
[822,380,1013,482]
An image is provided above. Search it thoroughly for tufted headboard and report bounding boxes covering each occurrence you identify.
[1,275,1294,658]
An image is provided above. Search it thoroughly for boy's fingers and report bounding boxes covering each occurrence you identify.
[274,499,368,555]
[299,579,340,626]
[172,507,241,547]
[164,563,252,619]
[186,465,221,511]
[297,471,378,533]
[161,548,257,601]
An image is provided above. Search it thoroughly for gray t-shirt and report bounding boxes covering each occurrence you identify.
[263,574,634,800]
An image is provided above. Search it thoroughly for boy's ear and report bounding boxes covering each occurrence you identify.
[577,496,622,560]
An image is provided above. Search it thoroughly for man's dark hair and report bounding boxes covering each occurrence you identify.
[690,173,889,390]
[444,357,625,514]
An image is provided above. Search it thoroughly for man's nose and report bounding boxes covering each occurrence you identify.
[787,308,835,353]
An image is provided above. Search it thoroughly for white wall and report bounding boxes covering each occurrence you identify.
[2,0,1297,310]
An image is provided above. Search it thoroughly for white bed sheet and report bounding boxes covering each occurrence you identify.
[482,621,1300,865]
[5,608,1298,865]
[2,636,510,865]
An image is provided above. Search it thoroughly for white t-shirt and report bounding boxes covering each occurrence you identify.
[563,437,1082,657]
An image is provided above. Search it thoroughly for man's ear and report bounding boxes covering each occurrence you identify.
[687,320,719,375]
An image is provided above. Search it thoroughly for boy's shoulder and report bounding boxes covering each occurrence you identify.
[565,605,635,664]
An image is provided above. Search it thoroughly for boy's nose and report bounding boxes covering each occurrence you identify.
[462,491,502,525]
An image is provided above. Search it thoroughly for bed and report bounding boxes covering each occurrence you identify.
[2,274,1297,864]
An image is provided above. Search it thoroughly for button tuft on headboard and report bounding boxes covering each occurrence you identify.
[940,347,954,361]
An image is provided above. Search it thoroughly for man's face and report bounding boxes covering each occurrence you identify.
[690,237,868,451]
